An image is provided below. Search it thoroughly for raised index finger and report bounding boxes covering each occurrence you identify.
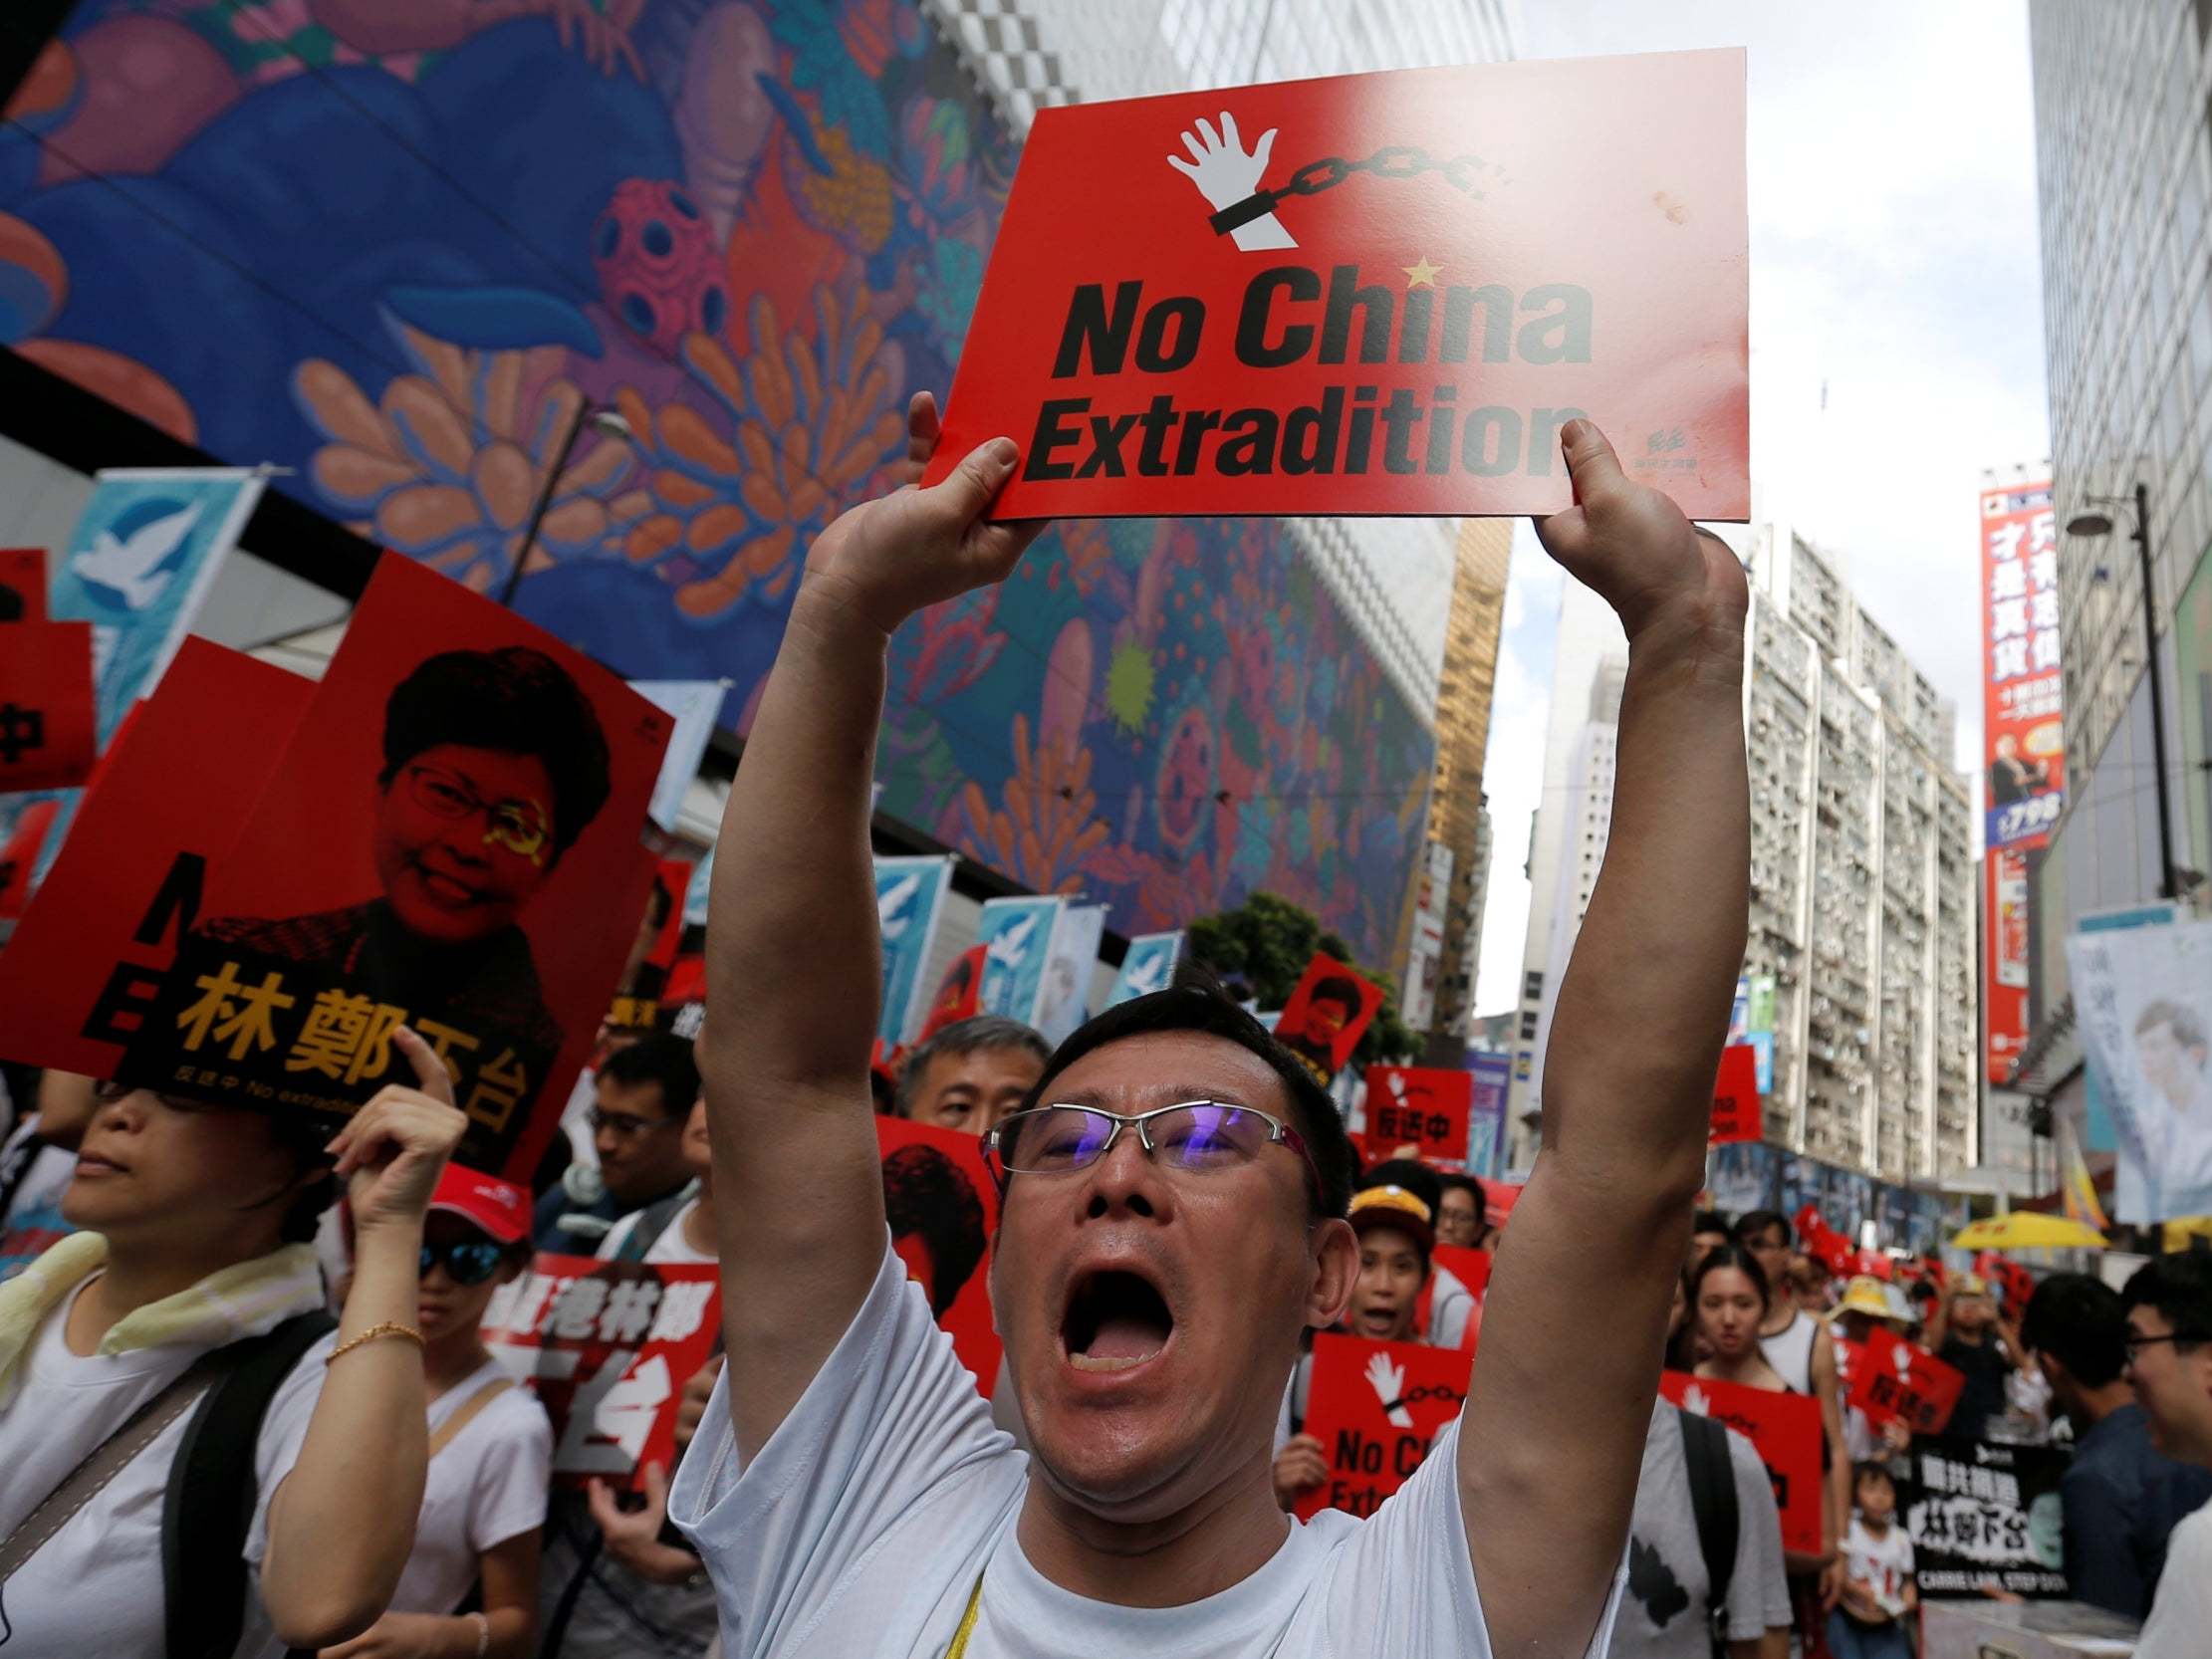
[393,1024,456,1106]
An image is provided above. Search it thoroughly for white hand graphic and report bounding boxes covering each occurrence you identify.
[1364,1350,1414,1428]
[1165,111,1298,252]
[1680,1383,1713,1416]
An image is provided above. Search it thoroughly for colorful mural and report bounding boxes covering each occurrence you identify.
[0,0,1435,959]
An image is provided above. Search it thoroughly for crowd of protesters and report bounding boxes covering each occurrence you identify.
[0,417,2206,1659]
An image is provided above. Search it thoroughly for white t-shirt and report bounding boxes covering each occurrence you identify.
[599,1197,716,1267]
[1840,1517,1914,1619]
[2135,1501,2212,1659]
[387,1358,555,1615]
[670,1236,1625,1659]
[0,1273,332,1656]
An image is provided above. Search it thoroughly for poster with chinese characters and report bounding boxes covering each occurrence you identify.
[481,1254,722,1490]
[1362,1066,1474,1166]
[117,554,670,1180]
[1980,476,2063,1086]
[1850,1324,1965,1436]
[0,639,314,1076]
[926,52,1748,521]
[1899,1438,2071,1600]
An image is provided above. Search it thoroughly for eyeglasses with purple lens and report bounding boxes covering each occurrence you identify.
[986,1100,1323,1206]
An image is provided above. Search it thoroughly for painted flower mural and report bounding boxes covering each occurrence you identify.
[0,0,1434,960]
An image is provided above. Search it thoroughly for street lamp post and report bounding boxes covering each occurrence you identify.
[498,402,632,609]
[2067,482,2178,901]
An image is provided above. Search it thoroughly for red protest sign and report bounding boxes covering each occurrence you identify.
[0,620,96,793]
[1295,1332,1471,1520]
[878,1115,1002,1397]
[1276,954,1382,1083]
[1851,1324,1964,1436]
[643,857,692,972]
[481,1253,721,1490]
[0,549,46,620]
[0,639,314,1077]
[1709,1044,1762,1145]
[1976,1251,2035,1316]
[1364,1066,1474,1166]
[116,554,670,1181]
[1659,1370,1825,1555]
[0,799,61,926]
[918,944,987,1043]
[926,52,1748,523]
[1835,1336,1864,1396]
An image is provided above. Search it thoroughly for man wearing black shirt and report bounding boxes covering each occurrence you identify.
[1930,1274,2029,1441]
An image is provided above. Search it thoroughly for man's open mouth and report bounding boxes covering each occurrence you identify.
[1061,1268,1175,1373]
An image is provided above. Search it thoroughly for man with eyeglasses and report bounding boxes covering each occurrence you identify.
[204,644,613,1069]
[534,1034,701,1256]
[2121,1253,2212,1659]
[673,400,1750,1658]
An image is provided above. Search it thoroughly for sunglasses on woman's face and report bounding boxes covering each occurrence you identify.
[419,1238,508,1286]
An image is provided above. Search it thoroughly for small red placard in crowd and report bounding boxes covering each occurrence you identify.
[918,944,988,1043]
[1851,1324,1964,1436]
[0,620,97,793]
[1364,1066,1474,1167]
[1295,1332,1472,1521]
[1708,1044,1761,1145]
[1275,953,1383,1083]
[481,1253,722,1490]
[0,799,62,925]
[1659,1369,1826,1555]
[877,1114,1003,1398]
[1430,1242,1494,1304]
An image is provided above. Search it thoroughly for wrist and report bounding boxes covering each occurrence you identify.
[790,571,901,652]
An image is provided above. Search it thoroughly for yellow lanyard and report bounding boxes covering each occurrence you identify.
[945,1567,986,1659]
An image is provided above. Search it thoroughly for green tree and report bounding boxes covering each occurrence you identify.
[1184,890,1417,1067]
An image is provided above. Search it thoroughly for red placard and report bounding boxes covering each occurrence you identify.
[1364,1066,1474,1166]
[643,856,692,972]
[1295,1332,1472,1520]
[0,548,46,620]
[0,639,314,1076]
[1835,1335,1864,1395]
[1849,1324,1963,1436]
[1794,1204,1854,1278]
[877,1115,1002,1398]
[116,554,669,1181]
[926,52,1748,522]
[1276,953,1383,1083]
[918,944,988,1043]
[1709,1044,1761,1145]
[1976,1251,2036,1317]
[1658,1369,1825,1555]
[0,620,96,793]
[0,799,61,925]
[480,1253,721,1490]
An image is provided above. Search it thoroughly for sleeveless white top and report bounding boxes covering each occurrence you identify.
[1759,1306,1817,1393]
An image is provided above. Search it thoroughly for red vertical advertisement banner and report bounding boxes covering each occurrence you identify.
[1979,478,2061,1085]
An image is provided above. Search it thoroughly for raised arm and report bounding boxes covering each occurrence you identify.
[701,396,1042,1460]
[1459,422,1750,1656]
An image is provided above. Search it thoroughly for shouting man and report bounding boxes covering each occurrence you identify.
[671,396,1751,1658]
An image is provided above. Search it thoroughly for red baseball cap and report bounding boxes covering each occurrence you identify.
[427,1163,531,1245]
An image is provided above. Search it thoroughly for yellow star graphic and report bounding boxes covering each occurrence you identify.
[1403,256,1443,289]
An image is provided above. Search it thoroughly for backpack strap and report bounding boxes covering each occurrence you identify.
[160,1308,339,1659]
[613,1180,698,1264]
[428,1377,513,1460]
[1679,1405,1740,1624]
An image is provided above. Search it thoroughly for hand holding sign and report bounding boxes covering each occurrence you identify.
[801,393,1048,640]
[328,1025,464,1236]
[1537,421,1749,662]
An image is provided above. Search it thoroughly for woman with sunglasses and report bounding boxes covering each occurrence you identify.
[325,1161,551,1658]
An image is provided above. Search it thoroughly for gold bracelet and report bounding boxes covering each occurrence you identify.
[327,1320,425,1364]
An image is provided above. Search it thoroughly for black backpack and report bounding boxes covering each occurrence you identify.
[159,1309,339,1659]
[1678,1406,1740,1657]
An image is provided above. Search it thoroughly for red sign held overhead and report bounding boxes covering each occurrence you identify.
[1709,1044,1762,1145]
[1295,1332,1472,1521]
[1363,1066,1475,1167]
[481,1254,721,1490]
[0,799,61,925]
[1275,953,1383,1083]
[877,1115,1002,1398]
[1659,1369,1826,1556]
[1850,1324,1964,1437]
[918,944,988,1044]
[0,620,96,794]
[927,52,1749,522]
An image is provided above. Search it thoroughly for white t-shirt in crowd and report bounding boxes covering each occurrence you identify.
[2134,1501,2212,1659]
[1840,1517,1914,1619]
[387,1358,555,1616]
[0,1273,332,1656]
[599,1197,716,1267]
[670,1235,1625,1659]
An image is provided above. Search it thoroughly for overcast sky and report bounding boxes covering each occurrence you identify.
[1471,0,2052,1015]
